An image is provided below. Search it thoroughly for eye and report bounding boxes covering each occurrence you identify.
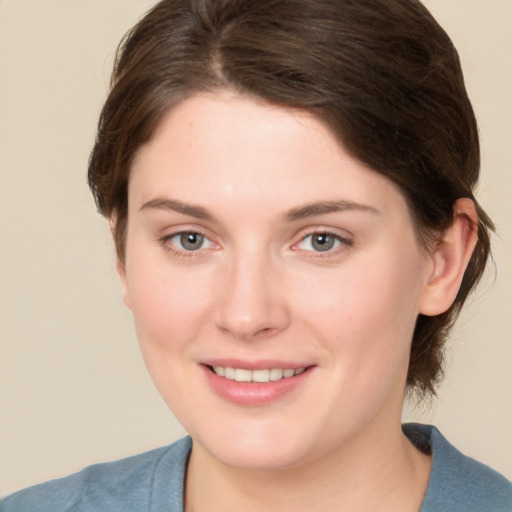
[296,232,350,253]
[166,231,216,252]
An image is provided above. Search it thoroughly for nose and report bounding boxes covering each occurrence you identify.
[214,249,291,341]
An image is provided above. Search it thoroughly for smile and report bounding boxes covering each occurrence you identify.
[210,366,306,383]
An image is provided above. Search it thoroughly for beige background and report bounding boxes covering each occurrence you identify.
[0,0,510,495]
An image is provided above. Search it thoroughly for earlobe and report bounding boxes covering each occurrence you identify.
[419,198,478,316]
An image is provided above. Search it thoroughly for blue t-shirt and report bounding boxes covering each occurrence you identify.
[2,424,511,511]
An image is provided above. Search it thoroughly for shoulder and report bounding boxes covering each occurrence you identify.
[1,436,191,512]
[403,423,512,512]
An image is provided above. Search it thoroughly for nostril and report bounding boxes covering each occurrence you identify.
[256,326,272,335]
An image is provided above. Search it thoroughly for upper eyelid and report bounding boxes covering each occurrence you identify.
[164,228,208,237]
[162,229,216,245]
[158,226,353,249]
[160,225,216,241]
[294,232,352,247]
[289,230,354,258]
[293,226,354,242]
[159,230,219,258]
[173,231,216,249]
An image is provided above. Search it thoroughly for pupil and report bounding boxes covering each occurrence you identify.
[312,234,334,251]
[181,232,203,250]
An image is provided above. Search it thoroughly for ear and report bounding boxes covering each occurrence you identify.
[116,258,132,310]
[110,214,132,310]
[419,198,478,316]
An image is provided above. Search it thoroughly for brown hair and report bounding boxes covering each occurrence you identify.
[88,0,494,397]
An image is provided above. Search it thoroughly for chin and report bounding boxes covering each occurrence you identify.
[207,440,306,471]
[190,418,324,471]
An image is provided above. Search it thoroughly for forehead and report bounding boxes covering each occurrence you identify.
[129,93,409,223]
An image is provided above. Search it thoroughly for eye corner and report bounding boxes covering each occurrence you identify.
[291,230,354,257]
[159,229,220,258]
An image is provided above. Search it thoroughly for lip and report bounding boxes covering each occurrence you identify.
[200,361,314,406]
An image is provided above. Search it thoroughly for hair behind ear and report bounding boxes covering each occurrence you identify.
[408,197,492,396]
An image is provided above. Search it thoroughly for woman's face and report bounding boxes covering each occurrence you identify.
[121,93,433,470]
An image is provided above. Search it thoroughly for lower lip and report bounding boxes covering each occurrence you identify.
[201,365,312,406]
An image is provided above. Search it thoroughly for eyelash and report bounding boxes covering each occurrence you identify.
[292,231,353,257]
[159,229,353,258]
[159,230,217,258]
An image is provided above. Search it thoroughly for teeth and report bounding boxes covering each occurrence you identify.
[269,368,283,381]
[212,366,306,383]
[234,369,252,382]
[224,367,235,379]
[213,366,224,377]
[252,369,270,382]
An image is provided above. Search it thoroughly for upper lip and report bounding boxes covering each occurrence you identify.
[201,358,313,370]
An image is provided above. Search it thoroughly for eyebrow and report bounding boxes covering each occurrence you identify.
[140,198,214,220]
[283,200,380,221]
[139,197,380,222]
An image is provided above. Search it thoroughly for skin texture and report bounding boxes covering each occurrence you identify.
[119,93,477,511]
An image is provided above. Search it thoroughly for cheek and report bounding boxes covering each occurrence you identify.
[125,253,213,350]
[295,249,425,368]
[123,256,216,409]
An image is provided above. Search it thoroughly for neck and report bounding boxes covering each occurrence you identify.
[184,418,431,512]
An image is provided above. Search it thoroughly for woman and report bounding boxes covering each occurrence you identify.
[3,0,511,510]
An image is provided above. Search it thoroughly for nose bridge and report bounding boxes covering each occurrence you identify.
[215,244,289,340]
